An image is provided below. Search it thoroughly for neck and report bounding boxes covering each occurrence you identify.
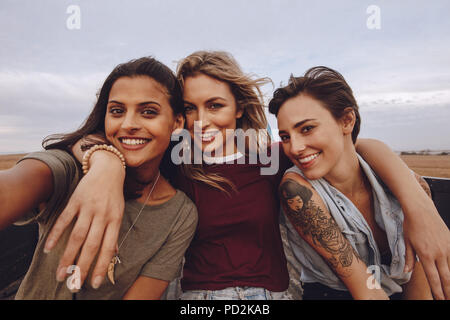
[128,161,161,203]
[323,143,366,198]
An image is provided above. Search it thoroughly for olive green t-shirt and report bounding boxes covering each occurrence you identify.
[14,149,198,300]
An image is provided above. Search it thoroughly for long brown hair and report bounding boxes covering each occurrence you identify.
[43,57,184,186]
[176,51,271,193]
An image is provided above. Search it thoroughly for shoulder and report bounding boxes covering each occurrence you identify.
[280,172,314,201]
[12,149,80,225]
[161,189,198,224]
[159,190,198,238]
[176,190,198,220]
[281,170,311,188]
[20,149,76,165]
[19,149,80,179]
[16,149,80,193]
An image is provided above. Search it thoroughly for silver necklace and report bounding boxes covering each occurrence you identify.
[107,171,161,285]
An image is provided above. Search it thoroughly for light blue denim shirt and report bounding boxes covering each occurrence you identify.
[281,154,412,296]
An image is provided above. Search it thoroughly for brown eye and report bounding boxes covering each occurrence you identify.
[109,106,124,115]
[184,105,195,113]
[301,125,314,133]
[142,109,158,116]
[209,103,223,109]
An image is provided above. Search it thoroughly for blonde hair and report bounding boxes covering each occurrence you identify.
[176,50,272,194]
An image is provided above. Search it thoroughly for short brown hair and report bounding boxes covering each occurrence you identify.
[268,66,361,143]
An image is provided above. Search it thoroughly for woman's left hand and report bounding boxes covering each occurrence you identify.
[44,151,126,289]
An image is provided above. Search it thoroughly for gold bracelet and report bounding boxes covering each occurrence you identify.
[82,144,126,175]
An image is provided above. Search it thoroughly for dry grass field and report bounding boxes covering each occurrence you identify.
[1,153,450,178]
[399,155,450,178]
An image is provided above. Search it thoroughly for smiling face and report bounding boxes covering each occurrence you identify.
[104,76,183,168]
[277,94,349,180]
[287,195,304,212]
[183,73,243,157]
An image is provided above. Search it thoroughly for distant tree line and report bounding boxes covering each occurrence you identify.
[400,151,449,155]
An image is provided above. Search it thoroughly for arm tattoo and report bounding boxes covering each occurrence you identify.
[280,179,359,277]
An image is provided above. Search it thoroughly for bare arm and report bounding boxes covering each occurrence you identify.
[45,136,126,289]
[123,276,169,300]
[0,159,53,230]
[280,173,389,300]
[356,138,450,300]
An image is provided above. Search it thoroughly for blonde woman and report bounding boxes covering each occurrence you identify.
[42,51,449,300]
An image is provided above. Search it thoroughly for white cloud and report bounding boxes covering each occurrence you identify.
[1,0,450,152]
[0,71,105,152]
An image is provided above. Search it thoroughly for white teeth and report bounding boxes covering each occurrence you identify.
[121,138,148,145]
[199,131,218,142]
[298,152,320,163]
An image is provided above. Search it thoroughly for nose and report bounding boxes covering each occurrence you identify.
[121,111,141,132]
[289,134,307,156]
[195,108,210,130]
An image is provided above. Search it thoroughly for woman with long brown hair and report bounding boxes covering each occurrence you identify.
[0,57,197,299]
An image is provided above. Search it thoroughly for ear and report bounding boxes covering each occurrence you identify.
[340,107,356,137]
[172,114,185,135]
[236,107,244,119]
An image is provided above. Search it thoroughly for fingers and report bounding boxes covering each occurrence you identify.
[90,222,121,289]
[421,257,445,300]
[55,211,93,283]
[75,215,109,288]
[404,240,416,273]
[44,200,79,253]
[436,257,450,300]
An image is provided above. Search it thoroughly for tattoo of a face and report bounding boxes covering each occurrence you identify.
[280,179,359,277]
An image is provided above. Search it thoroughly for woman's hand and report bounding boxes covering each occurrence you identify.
[44,150,126,289]
[402,194,450,300]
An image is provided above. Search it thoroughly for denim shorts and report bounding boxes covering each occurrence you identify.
[180,286,293,300]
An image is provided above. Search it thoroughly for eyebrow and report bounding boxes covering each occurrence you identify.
[183,96,227,105]
[108,100,161,107]
[278,118,316,134]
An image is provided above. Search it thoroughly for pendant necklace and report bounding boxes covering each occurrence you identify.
[107,171,160,285]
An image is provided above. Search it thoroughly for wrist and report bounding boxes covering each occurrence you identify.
[88,150,126,180]
[400,191,438,219]
[82,144,126,175]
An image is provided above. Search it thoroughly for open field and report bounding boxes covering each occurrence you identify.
[399,155,450,178]
[1,153,450,178]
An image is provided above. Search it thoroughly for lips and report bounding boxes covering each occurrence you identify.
[118,137,151,149]
[298,152,321,163]
[197,130,220,142]
[295,151,321,168]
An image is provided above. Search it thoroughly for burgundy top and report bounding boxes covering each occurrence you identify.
[175,143,292,292]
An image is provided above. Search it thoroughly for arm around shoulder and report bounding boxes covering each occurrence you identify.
[356,138,450,300]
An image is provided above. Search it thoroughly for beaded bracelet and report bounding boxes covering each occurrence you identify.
[82,144,126,174]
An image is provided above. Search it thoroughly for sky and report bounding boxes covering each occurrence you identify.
[1,0,449,153]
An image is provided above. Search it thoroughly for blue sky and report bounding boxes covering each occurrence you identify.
[1,0,449,153]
